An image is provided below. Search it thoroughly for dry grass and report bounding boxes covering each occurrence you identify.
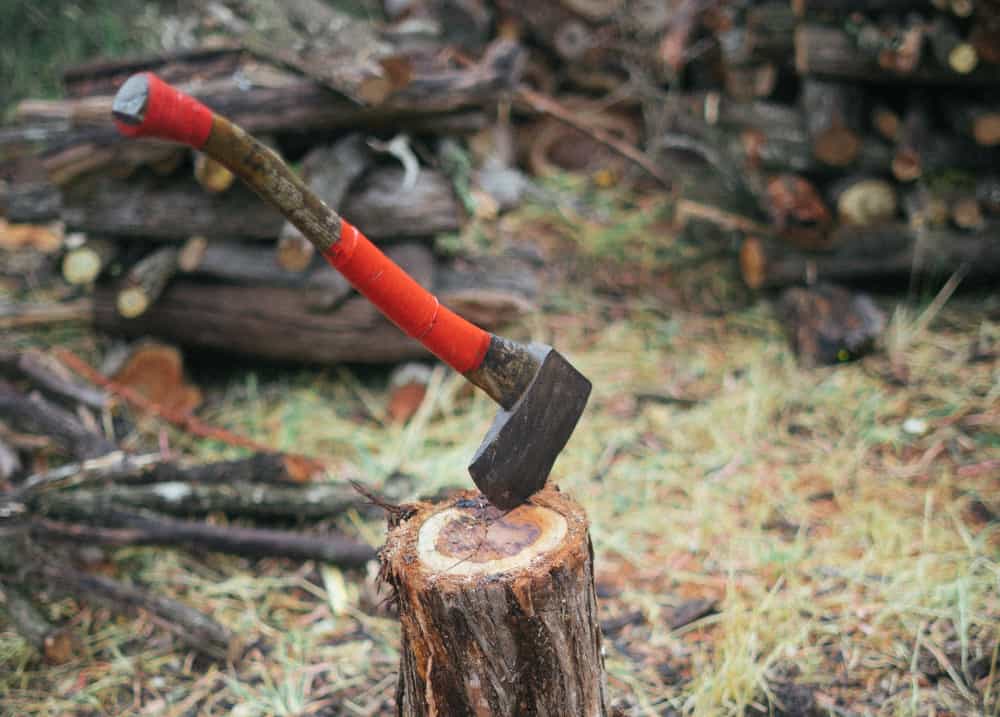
[1,188,998,716]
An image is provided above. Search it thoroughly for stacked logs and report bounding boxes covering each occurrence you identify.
[642,0,1000,290]
[3,0,1000,328]
[0,10,538,365]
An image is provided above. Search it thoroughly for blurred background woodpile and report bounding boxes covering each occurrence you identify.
[2,0,998,364]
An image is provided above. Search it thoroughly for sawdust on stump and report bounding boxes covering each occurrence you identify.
[382,487,608,717]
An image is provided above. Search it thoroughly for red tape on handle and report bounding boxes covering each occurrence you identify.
[114,73,213,148]
[325,222,491,373]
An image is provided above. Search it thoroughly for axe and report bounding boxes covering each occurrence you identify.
[110,73,591,509]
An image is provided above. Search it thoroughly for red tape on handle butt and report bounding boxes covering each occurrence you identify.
[325,222,491,373]
[113,73,213,148]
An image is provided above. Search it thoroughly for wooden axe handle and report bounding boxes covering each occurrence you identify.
[113,73,492,375]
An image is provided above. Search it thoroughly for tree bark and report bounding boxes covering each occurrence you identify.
[740,223,1000,289]
[383,489,608,717]
[0,381,114,460]
[92,246,529,364]
[57,167,462,241]
[277,134,373,270]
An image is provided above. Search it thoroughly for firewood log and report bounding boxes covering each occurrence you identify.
[92,252,531,365]
[383,489,608,716]
[800,79,864,166]
[929,16,979,74]
[56,167,463,241]
[61,237,116,285]
[947,103,1000,146]
[116,247,179,319]
[827,175,898,225]
[740,223,1000,289]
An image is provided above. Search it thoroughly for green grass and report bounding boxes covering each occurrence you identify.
[0,0,168,114]
[1,165,998,714]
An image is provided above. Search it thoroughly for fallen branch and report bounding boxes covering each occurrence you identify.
[0,380,115,460]
[52,349,326,476]
[30,510,377,566]
[0,300,93,331]
[0,349,109,411]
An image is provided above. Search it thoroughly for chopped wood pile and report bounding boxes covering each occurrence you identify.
[2,0,999,366]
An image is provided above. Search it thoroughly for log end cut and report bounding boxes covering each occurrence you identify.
[383,488,607,717]
[739,236,768,290]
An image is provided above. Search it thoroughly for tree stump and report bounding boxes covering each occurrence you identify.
[382,488,608,717]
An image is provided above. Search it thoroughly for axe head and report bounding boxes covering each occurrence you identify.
[469,346,591,510]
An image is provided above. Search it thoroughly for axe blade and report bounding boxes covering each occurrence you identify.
[468,347,592,510]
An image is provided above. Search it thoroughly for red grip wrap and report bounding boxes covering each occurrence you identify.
[113,73,213,148]
[324,222,491,373]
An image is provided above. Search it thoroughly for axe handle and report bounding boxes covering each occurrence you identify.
[113,73,492,376]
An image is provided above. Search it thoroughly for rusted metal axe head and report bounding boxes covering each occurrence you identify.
[466,339,591,509]
[111,73,591,509]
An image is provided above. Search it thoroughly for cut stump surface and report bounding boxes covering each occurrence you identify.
[383,488,607,717]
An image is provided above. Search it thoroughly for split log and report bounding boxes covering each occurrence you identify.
[116,246,179,318]
[739,223,1000,289]
[795,24,1000,84]
[59,168,462,241]
[800,79,864,166]
[776,283,886,366]
[828,176,898,225]
[30,509,377,566]
[0,381,114,460]
[61,237,116,285]
[0,349,109,411]
[383,489,608,716]
[0,581,75,664]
